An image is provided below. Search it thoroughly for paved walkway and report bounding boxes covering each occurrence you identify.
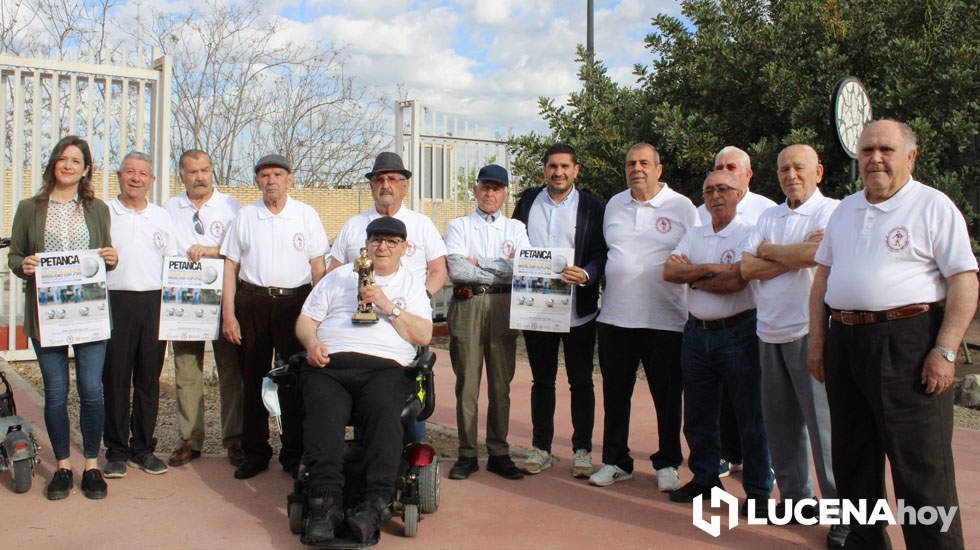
[3,347,978,549]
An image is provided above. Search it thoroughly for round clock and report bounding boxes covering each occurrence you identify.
[831,76,873,159]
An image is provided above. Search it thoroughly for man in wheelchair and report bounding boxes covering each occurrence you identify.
[295,217,433,544]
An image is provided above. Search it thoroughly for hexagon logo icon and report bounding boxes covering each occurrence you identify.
[692,486,740,537]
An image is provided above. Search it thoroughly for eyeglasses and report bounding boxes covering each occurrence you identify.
[368,236,404,247]
[370,175,407,185]
[702,185,737,197]
[192,211,204,235]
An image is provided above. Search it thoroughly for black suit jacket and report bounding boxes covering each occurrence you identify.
[512,186,607,318]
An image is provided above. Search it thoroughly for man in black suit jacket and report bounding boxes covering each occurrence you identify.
[511,143,607,478]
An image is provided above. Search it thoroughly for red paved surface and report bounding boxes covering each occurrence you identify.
[3,346,978,549]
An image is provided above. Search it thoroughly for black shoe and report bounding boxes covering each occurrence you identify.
[81,469,107,500]
[234,461,269,479]
[347,497,388,543]
[46,468,73,500]
[486,455,524,480]
[303,492,344,544]
[669,479,721,503]
[741,493,772,518]
[128,453,169,475]
[449,457,478,480]
[826,524,850,548]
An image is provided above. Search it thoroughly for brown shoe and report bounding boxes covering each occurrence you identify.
[227,443,246,467]
[168,442,201,467]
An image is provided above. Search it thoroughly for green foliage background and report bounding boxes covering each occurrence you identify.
[509,0,978,229]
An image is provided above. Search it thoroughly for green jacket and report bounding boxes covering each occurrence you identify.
[8,196,113,341]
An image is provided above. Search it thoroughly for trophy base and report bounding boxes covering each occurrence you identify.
[352,312,379,325]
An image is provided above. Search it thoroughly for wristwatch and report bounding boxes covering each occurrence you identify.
[933,345,956,363]
[388,306,402,322]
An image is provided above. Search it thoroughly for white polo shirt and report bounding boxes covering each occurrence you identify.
[446,211,530,284]
[221,196,329,288]
[815,178,978,311]
[301,264,432,366]
[741,190,839,343]
[107,197,178,291]
[164,189,240,255]
[598,185,699,331]
[698,190,777,225]
[673,218,756,321]
[331,206,447,286]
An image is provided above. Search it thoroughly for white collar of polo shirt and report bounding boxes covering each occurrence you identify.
[627,182,671,208]
[257,195,295,219]
[858,176,918,213]
[777,188,826,218]
[702,215,744,238]
[177,189,221,210]
[110,196,151,217]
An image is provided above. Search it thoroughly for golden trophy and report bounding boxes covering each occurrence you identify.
[352,247,379,324]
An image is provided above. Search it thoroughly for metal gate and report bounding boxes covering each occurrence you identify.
[1,50,172,360]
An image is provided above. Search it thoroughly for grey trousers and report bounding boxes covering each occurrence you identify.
[448,292,517,457]
[173,338,243,450]
[760,336,837,500]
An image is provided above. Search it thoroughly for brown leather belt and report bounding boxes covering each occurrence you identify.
[829,303,934,326]
[238,280,311,298]
[689,309,756,330]
[453,284,510,300]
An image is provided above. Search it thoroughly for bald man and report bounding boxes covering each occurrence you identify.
[740,145,847,546]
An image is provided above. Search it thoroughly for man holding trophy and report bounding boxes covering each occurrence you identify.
[296,216,432,544]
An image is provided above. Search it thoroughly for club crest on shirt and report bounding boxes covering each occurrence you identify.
[502,240,516,258]
[405,240,417,257]
[720,249,736,264]
[656,217,672,234]
[886,226,910,251]
[393,297,407,310]
[209,220,224,239]
[293,232,306,251]
[153,231,166,250]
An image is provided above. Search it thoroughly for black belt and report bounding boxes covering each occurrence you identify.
[453,284,510,300]
[829,303,936,326]
[689,309,756,330]
[238,280,311,298]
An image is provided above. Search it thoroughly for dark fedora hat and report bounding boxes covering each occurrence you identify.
[365,152,412,180]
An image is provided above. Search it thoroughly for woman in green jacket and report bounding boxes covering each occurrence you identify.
[8,135,118,500]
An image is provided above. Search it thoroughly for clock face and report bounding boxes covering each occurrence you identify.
[833,77,873,159]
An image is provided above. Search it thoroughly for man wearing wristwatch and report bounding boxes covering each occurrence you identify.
[808,120,978,549]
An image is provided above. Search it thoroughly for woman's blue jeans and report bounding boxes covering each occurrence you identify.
[31,338,107,460]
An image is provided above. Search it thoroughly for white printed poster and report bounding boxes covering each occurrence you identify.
[159,256,223,341]
[35,249,110,347]
[509,246,574,333]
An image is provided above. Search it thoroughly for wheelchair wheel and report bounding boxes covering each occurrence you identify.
[288,501,305,535]
[419,461,440,513]
[403,504,419,537]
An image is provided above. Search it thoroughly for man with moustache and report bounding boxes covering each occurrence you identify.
[590,143,698,489]
[329,152,447,442]
[445,164,530,481]
[164,149,244,467]
[809,120,977,548]
[664,171,773,516]
[102,152,178,478]
[740,144,847,546]
[220,154,329,479]
[512,143,607,478]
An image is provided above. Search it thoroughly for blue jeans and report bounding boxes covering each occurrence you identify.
[681,314,773,496]
[31,338,107,460]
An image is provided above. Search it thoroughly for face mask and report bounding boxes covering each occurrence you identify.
[261,377,282,434]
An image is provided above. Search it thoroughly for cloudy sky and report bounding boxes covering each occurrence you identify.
[251,0,682,137]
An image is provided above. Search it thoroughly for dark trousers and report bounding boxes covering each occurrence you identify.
[523,320,596,453]
[236,286,307,467]
[597,322,683,472]
[103,290,167,461]
[719,390,742,463]
[302,353,407,501]
[824,308,962,549]
[681,314,773,496]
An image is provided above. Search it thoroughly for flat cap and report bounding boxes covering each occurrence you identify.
[254,154,291,174]
[365,216,408,240]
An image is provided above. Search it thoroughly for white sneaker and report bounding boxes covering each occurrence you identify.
[522,447,553,474]
[588,464,632,487]
[571,449,594,478]
[656,466,681,492]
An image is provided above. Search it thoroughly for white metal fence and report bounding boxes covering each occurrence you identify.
[1,50,172,360]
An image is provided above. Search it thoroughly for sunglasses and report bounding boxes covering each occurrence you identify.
[192,211,205,235]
